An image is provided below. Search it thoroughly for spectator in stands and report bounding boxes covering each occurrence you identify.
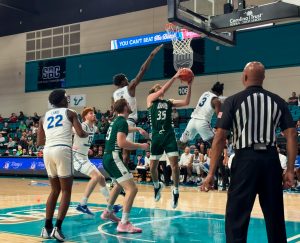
[136,154,148,182]
[27,149,34,156]
[91,145,98,157]
[95,149,103,158]
[2,122,10,133]
[18,111,25,120]
[288,91,299,105]
[19,136,28,150]
[179,146,193,183]
[172,108,179,128]
[16,145,23,156]
[144,151,151,166]
[7,137,16,149]
[99,116,109,134]
[199,142,207,156]
[297,119,300,136]
[32,112,40,123]
[9,113,18,123]
[0,114,3,123]
[32,123,39,134]
[25,116,34,127]
[18,121,27,132]
[26,130,35,143]
[0,133,5,144]
[28,142,38,153]
[2,150,10,156]
[12,149,17,156]
[22,148,28,156]
[88,149,94,158]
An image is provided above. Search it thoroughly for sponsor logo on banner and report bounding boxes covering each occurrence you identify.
[178,86,188,96]
[230,10,263,26]
[70,94,86,107]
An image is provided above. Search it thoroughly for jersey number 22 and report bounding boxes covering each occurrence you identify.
[47,115,63,129]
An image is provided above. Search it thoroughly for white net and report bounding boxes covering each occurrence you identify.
[165,23,194,70]
[165,23,193,55]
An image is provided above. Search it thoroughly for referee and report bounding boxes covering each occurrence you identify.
[201,62,297,243]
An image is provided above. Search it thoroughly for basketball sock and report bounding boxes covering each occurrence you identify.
[121,212,129,224]
[106,204,114,212]
[55,219,63,230]
[153,181,159,189]
[80,197,88,206]
[100,186,110,201]
[173,187,179,194]
[45,218,53,229]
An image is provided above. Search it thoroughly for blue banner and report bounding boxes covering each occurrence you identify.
[111,31,176,50]
[0,157,103,171]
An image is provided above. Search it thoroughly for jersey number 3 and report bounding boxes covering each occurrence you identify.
[199,97,207,107]
[47,115,63,129]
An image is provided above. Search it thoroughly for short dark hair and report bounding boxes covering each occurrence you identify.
[113,73,126,86]
[113,98,128,113]
[211,82,224,95]
[49,89,66,107]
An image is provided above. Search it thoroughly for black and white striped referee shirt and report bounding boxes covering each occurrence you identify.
[216,86,295,150]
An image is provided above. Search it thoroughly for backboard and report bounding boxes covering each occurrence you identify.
[168,0,300,46]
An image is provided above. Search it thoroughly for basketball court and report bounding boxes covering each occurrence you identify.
[0,0,300,242]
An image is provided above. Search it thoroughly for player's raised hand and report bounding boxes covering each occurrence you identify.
[174,68,182,79]
[139,143,150,151]
[200,174,214,192]
[151,44,164,55]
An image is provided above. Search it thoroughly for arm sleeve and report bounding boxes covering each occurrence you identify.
[216,97,234,130]
[279,102,295,131]
[118,119,129,134]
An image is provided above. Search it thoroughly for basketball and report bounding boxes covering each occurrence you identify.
[178,68,194,83]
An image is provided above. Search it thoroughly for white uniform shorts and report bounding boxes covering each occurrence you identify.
[180,118,214,143]
[43,145,73,178]
[192,163,201,174]
[126,119,136,143]
[73,152,98,176]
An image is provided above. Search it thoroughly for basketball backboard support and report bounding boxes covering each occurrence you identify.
[168,0,300,46]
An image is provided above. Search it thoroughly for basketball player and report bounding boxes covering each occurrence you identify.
[112,44,163,164]
[178,81,224,148]
[38,89,88,242]
[147,70,192,208]
[73,107,121,216]
[101,99,149,233]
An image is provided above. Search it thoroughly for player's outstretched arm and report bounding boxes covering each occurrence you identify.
[128,126,149,139]
[117,132,149,151]
[37,117,45,146]
[128,44,163,95]
[147,70,181,107]
[67,110,88,138]
[172,82,192,107]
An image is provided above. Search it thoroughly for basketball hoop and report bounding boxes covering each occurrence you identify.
[165,23,194,70]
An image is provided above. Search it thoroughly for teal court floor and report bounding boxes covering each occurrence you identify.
[0,203,299,242]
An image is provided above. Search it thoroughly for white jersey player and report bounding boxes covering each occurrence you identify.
[179,82,224,147]
[73,107,120,217]
[38,89,88,241]
[112,44,163,164]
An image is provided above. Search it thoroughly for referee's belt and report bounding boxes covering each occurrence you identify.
[240,144,275,151]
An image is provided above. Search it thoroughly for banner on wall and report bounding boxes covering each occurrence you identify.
[111,31,201,50]
[38,59,66,90]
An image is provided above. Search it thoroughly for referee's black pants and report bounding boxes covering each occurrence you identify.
[226,148,287,243]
